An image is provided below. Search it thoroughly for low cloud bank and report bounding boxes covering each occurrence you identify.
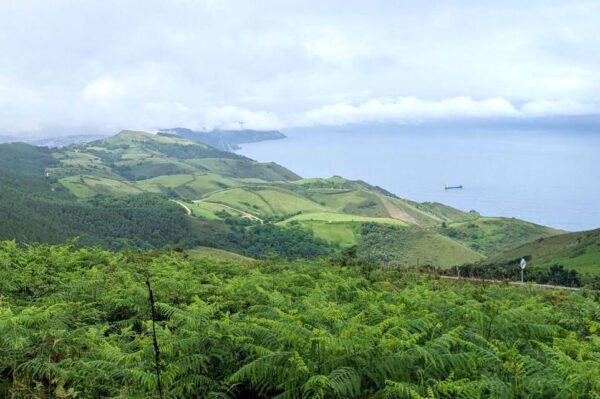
[202,96,599,130]
[297,97,598,127]
[1,94,598,136]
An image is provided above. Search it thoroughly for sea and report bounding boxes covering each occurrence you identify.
[236,123,600,232]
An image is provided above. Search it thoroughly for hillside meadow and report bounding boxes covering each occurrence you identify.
[1,241,600,398]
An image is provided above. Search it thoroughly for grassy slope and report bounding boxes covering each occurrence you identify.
[203,187,326,218]
[291,220,362,247]
[60,175,144,197]
[357,223,484,268]
[398,230,484,268]
[486,228,600,274]
[438,217,562,257]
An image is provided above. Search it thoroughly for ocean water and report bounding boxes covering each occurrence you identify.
[236,124,600,231]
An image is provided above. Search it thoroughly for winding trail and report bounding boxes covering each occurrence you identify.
[170,200,191,216]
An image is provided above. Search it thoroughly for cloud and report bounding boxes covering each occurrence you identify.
[0,1,599,136]
[83,77,125,102]
[301,97,520,125]
[521,99,598,116]
[296,97,600,126]
[204,106,283,130]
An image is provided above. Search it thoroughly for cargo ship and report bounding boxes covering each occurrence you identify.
[445,184,463,190]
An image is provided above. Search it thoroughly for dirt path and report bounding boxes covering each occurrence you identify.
[170,200,191,216]
[193,200,263,223]
[380,196,419,225]
[439,275,583,291]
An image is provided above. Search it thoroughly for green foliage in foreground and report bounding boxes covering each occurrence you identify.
[2,242,600,398]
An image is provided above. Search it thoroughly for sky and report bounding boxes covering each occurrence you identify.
[0,0,599,136]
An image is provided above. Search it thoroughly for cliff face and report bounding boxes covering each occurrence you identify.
[159,127,286,151]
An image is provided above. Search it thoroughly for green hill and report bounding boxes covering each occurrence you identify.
[485,228,600,274]
[0,130,564,266]
[50,130,299,199]
[438,217,562,257]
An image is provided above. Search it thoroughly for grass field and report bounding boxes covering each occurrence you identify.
[185,158,299,181]
[136,173,195,189]
[440,216,562,257]
[184,173,241,195]
[136,173,244,198]
[59,175,143,198]
[289,220,362,246]
[203,187,325,217]
[305,189,390,217]
[284,212,409,226]
[304,189,368,210]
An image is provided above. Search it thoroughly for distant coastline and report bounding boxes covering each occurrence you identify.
[158,127,286,152]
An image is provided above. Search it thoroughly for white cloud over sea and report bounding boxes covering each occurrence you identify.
[0,1,599,135]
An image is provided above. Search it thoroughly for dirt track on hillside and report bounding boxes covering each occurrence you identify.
[170,200,191,216]
[380,197,419,225]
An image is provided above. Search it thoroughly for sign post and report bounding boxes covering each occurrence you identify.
[520,258,526,282]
